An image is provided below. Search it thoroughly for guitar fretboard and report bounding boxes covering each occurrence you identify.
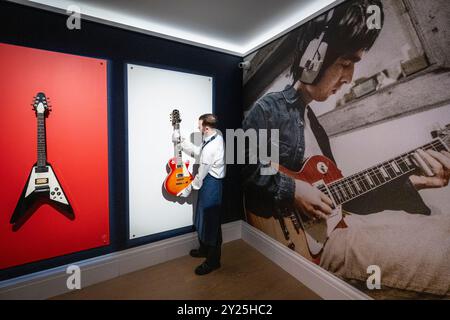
[173,124,183,168]
[319,139,448,206]
[37,113,47,168]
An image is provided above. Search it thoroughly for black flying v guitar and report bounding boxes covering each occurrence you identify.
[10,92,74,231]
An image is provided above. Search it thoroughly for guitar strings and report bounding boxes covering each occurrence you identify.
[320,140,446,205]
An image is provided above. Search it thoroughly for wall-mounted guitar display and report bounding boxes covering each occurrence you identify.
[10,92,74,231]
[164,109,194,196]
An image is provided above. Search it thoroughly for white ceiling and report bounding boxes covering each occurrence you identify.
[11,0,342,56]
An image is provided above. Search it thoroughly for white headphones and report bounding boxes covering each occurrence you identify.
[299,9,335,84]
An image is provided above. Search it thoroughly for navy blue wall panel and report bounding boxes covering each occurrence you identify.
[0,1,243,280]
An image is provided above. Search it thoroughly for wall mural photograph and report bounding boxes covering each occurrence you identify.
[242,0,450,299]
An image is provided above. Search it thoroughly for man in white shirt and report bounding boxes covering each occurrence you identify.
[173,114,226,275]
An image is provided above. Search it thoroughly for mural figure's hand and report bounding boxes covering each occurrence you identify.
[409,149,450,190]
[294,180,333,220]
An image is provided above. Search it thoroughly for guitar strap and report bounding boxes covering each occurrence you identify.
[306,106,336,163]
[201,134,217,151]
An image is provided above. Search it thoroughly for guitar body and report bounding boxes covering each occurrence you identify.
[164,157,194,196]
[246,155,348,262]
[246,210,317,261]
[11,164,74,230]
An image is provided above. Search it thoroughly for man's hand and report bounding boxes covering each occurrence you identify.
[409,149,450,190]
[294,180,333,220]
[172,131,184,143]
[177,185,192,198]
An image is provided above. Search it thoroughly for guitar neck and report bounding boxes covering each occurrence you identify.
[173,124,183,166]
[37,113,47,168]
[324,139,449,206]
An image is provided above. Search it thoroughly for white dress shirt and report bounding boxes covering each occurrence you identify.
[181,131,226,190]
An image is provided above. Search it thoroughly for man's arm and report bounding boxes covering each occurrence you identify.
[242,104,296,218]
[177,138,218,197]
[191,148,214,190]
[179,162,212,197]
[180,138,201,159]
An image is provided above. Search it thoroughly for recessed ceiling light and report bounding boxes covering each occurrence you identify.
[11,0,341,56]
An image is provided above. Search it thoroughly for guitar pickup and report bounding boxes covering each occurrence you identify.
[35,185,50,192]
[35,178,49,185]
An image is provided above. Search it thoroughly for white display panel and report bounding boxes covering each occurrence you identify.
[127,63,213,239]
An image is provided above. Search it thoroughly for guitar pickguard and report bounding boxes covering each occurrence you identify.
[25,165,69,205]
[296,205,343,256]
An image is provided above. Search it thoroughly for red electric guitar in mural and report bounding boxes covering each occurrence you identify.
[247,125,450,261]
[10,92,74,230]
[164,109,194,196]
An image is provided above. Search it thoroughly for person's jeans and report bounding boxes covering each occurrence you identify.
[199,230,221,268]
[206,243,221,267]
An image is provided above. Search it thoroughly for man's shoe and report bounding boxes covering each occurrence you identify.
[190,249,207,258]
[194,262,220,276]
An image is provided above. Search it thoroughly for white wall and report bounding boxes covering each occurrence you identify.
[127,64,213,239]
[330,104,450,215]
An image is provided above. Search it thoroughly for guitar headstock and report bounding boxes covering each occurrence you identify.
[32,92,51,116]
[170,109,181,126]
[431,123,450,150]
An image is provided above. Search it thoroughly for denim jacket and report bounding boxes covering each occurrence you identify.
[242,85,430,218]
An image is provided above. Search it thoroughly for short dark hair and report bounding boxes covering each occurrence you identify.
[199,113,218,129]
[291,0,384,85]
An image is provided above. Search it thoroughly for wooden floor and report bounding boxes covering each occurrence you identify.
[53,240,321,300]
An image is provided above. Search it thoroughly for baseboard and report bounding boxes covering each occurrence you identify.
[0,220,242,300]
[241,221,371,300]
[0,219,369,300]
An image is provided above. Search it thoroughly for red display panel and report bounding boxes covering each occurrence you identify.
[0,43,110,270]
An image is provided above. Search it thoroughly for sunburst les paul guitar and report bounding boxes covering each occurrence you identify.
[246,125,450,262]
[10,92,74,231]
[164,109,194,196]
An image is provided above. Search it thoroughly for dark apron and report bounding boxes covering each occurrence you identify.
[195,173,223,246]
